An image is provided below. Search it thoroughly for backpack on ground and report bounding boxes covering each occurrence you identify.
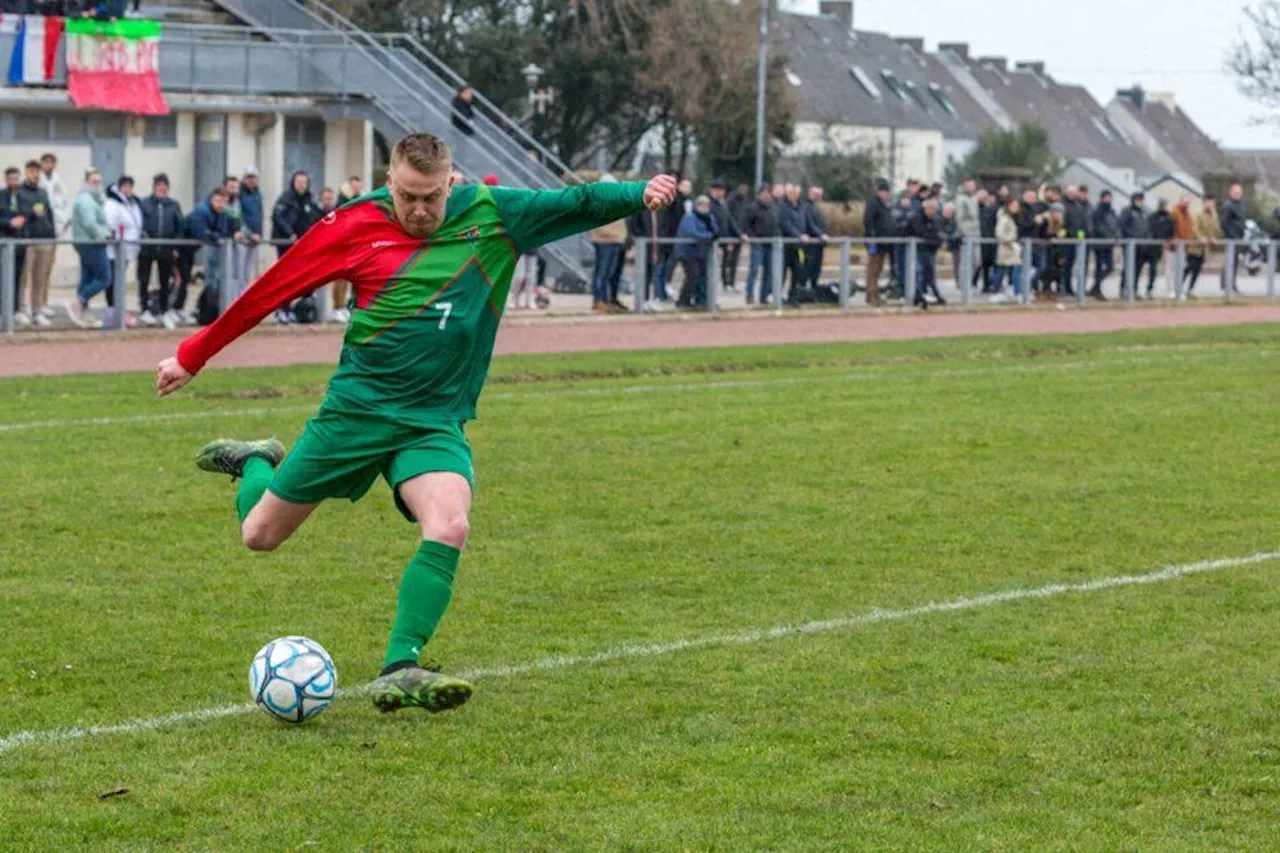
[196,276,220,326]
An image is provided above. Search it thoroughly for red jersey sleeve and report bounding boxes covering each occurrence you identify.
[176,211,357,375]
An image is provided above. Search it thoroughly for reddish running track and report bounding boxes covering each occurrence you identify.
[1,304,1278,378]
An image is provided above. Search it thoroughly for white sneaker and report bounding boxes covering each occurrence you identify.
[66,302,96,328]
[33,312,52,327]
[14,310,30,327]
[275,309,295,325]
[139,310,159,327]
[37,306,53,320]
[161,310,177,330]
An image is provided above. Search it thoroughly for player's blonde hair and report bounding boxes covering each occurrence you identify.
[392,133,452,175]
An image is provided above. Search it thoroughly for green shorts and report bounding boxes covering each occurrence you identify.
[269,409,475,522]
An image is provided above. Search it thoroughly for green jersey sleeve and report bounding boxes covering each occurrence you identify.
[489,182,647,253]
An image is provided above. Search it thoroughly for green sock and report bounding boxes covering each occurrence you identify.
[237,457,274,524]
[383,540,460,670]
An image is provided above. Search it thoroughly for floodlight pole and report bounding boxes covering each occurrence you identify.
[754,0,771,190]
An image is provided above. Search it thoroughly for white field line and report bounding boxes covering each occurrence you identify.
[2,550,1276,755]
[0,347,1272,435]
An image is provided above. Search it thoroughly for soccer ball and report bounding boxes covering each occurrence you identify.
[249,636,337,724]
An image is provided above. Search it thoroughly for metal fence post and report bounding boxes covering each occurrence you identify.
[1268,241,1277,299]
[0,242,14,335]
[220,239,236,313]
[1174,241,1187,301]
[1124,241,1136,303]
[905,239,918,307]
[1075,238,1087,306]
[633,239,647,313]
[707,240,720,313]
[959,238,973,306]
[838,239,851,310]
[111,246,128,331]
[771,238,784,312]
[1020,239,1033,305]
[1224,240,1236,301]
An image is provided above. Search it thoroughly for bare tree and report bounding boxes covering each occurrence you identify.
[1229,1,1280,114]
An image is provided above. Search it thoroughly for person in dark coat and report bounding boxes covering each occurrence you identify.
[675,196,717,309]
[654,175,688,302]
[451,85,476,138]
[907,197,946,307]
[862,179,894,306]
[1221,183,1247,294]
[627,206,664,305]
[725,182,750,291]
[707,178,743,295]
[977,190,998,292]
[1146,198,1175,297]
[1089,190,1119,299]
[1119,192,1155,299]
[891,191,913,294]
[802,185,831,289]
[777,183,808,302]
[0,166,29,311]
[742,185,780,305]
[270,170,321,323]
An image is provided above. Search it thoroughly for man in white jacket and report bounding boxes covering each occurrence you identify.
[105,176,143,321]
[37,152,70,324]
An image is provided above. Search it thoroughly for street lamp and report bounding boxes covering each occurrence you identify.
[523,63,554,116]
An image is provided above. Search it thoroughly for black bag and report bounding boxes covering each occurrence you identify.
[196,278,220,326]
[814,283,840,303]
[293,295,319,324]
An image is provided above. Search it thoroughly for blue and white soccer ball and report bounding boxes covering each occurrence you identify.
[249,636,337,724]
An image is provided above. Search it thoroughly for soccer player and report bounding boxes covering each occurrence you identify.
[155,134,677,715]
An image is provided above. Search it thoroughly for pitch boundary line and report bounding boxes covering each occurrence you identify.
[0,346,1272,435]
[2,550,1276,755]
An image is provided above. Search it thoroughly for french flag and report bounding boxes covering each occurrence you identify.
[7,15,64,86]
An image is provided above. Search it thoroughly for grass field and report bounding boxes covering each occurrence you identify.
[3,324,1280,851]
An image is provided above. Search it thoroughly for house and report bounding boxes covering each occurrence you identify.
[1059,158,1141,203]
[1227,149,1280,196]
[1106,87,1233,185]
[774,5,984,187]
[934,48,1161,189]
[1141,172,1206,207]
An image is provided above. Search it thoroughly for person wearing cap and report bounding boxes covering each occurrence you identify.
[675,194,717,308]
[862,179,893,305]
[1119,192,1154,299]
[138,172,185,326]
[707,178,743,296]
[237,166,264,301]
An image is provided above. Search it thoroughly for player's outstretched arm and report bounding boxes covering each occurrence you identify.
[491,175,677,253]
[156,216,355,397]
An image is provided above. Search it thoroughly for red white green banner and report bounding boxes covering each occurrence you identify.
[65,18,168,116]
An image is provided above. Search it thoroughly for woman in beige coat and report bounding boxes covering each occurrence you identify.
[990,198,1024,299]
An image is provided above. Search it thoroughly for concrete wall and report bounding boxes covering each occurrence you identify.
[784,121,948,188]
[323,118,372,197]
[124,113,196,201]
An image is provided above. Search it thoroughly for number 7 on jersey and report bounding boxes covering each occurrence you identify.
[436,302,453,330]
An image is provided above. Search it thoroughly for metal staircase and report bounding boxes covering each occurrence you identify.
[207,0,589,283]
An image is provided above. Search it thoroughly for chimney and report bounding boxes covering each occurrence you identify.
[1117,84,1146,111]
[938,42,969,60]
[978,56,1008,71]
[818,0,853,30]
[894,36,925,53]
[1149,91,1176,111]
[1015,61,1046,75]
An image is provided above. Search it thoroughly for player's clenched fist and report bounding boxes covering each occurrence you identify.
[644,175,678,211]
[156,356,194,397]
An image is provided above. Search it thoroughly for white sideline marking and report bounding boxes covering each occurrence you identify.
[0,347,1270,435]
[2,550,1276,755]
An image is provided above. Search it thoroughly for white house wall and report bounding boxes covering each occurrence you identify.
[785,121,949,187]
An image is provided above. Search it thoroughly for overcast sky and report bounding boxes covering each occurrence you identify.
[783,0,1275,150]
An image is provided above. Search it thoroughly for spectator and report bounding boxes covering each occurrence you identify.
[675,195,716,309]
[1037,202,1069,299]
[742,184,780,305]
[977,189,998,292]
[138,173,185,327]
[320,186,337,213]
[338,175,364,206]
[955,179,981,262]
[802,185,831,289]
[707,179,743,296]
[16,160,54,327]
[69,168,110,328]
[905,179,921,211]
[908,196,945,307]
[862,179,893,306]
[891,190,913,293]
[1147,198,1175,298]
[770,183,784,203]
[1188,194,1220,297]
[1021,189,1043,292]
[85,0,126,20]
[941,201,961,285]
[627,204,664,309]
[1171,194,1195,297]
[1062,185,1089,291]
[1221,183,1246,293]
[777,183,808,302]
[271,170,320,257]
[222,175,243,236]
[187,187,231,303]
[1,167,29,320]
[104,175,142,324]
[724,182,751,292]
[990,197,1023,301]
[237,166,264,305]
[1090,190,1119,300]
[34,152,68,325]
[589,175,627,313]
[1119,192,1154,299]
[451,85,476,138]
[654,174,687,302]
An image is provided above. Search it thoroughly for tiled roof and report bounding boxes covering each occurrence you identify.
[1113,95,1233,177]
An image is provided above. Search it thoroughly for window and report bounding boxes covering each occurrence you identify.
[849,65,881,100]
[144,115,178,147]
[13,114,50,142]
[93,115,124,138]
[902,80,930,111]
[928,82,958,117]
[52,115,88,141]
[880,69,910,104]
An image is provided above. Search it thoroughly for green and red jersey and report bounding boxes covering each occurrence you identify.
[177,181,646,425]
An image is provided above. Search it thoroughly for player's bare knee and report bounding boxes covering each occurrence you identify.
[241,520,281,552]
[422,512,469,549]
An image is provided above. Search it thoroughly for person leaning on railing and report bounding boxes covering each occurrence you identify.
[0,167,29,316]
[16,160,55,328]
